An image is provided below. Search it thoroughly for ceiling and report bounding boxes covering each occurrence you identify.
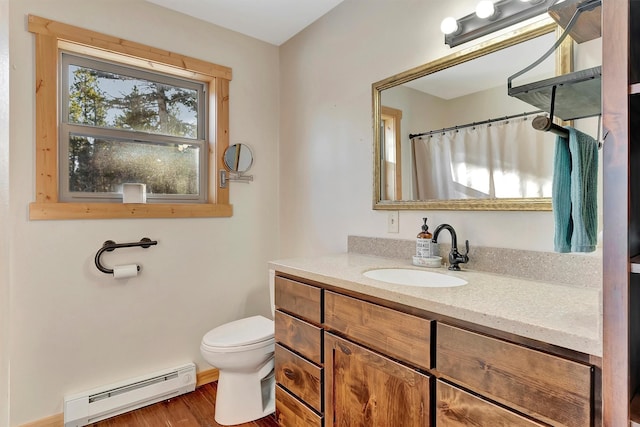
[403,31,556,99]
[146,0,345,46]
[145,1,560,99]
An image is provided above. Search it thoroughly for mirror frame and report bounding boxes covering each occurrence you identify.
[372,18,572,211]
[224,142,254,173]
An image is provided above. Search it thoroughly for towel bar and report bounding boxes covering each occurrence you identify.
[531,115,569,138]
[94,237,158,274]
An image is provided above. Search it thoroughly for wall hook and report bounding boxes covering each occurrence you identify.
[94,237,158,274]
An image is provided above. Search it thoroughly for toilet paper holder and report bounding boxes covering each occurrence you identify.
[94,237,158,275]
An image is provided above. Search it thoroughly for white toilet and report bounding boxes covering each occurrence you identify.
[200,274,276,425]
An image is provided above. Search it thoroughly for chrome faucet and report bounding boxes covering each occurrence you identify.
[432,224,469,271]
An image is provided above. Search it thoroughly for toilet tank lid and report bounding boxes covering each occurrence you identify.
[202,315,274,347]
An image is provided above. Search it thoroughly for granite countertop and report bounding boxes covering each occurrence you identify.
[269,253,602,357]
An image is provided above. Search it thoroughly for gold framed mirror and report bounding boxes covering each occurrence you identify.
[373,18,572,211]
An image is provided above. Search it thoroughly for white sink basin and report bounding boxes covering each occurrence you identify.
[363,268,468,288]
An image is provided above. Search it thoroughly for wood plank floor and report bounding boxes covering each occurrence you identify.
[88,382,278,427]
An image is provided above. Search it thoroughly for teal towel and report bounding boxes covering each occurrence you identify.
[553,127,599,253]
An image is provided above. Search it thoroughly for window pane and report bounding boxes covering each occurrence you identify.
[67,64,199,139]
[68,134,199,196]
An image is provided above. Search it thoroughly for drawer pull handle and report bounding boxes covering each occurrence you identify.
[284,368,297,380]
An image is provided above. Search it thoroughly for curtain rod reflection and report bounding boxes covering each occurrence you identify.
[409,110,543,139]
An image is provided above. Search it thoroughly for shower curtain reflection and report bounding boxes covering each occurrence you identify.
[411,115,555,200]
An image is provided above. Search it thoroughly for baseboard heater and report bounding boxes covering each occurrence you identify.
[63,362,196,426]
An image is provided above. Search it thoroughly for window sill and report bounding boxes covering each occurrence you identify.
[29,202,233,220]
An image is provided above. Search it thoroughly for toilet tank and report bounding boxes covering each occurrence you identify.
[269,269,275,317]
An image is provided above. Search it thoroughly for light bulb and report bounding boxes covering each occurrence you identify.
[475,0,496,19]
[440,17,459,35]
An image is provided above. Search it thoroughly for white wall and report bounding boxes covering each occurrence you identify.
[1,0,11,425]
[381,85,448,200]
[7,1,279,424]
[279,0,602,256]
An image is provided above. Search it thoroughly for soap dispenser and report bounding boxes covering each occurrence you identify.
[416,218,433,258]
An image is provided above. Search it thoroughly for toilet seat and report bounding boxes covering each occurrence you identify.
[202,315,274,353]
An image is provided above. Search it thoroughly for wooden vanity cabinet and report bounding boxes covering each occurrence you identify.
[273,272,599,427]
[323,290,433,426]
[273,276,324,427]
[436,323,594,427]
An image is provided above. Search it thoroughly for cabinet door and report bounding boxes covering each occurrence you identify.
[324,332,430,427]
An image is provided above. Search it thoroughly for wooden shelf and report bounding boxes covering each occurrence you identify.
[548,0,602,44]
[508,67,601,121]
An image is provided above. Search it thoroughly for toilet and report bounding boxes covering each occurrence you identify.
[200,273,276,425]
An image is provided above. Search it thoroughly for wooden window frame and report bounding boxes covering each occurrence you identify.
[380,106,403,201]
[28,15,233,220]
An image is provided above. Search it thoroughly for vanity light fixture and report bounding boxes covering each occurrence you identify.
[440,16,460,35]
[441,0,556,47]
[475,0,497,19]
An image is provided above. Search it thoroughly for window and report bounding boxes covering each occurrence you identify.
[61,53,207,203]
[28,15,232,219]
[380,106,403,201]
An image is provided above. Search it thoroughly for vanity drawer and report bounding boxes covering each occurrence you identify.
[436,323,593,427]
[276,384,323,427]
[275,276,322,324]
[275,344,323,413]
[275,310,323,364]
[436,380,545,426]
[324,290,432,370]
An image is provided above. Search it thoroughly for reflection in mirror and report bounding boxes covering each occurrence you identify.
[224,143,253,173]
[373,19,581,211]
[380,106,403,200]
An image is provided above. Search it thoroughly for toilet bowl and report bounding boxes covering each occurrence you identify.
[200,315,275,425]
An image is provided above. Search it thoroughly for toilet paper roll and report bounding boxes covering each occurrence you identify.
[113,264,139,279]
[122,183,147,203]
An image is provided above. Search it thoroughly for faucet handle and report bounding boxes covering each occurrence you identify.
[448,239,469,271]
[460,240,470,265]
